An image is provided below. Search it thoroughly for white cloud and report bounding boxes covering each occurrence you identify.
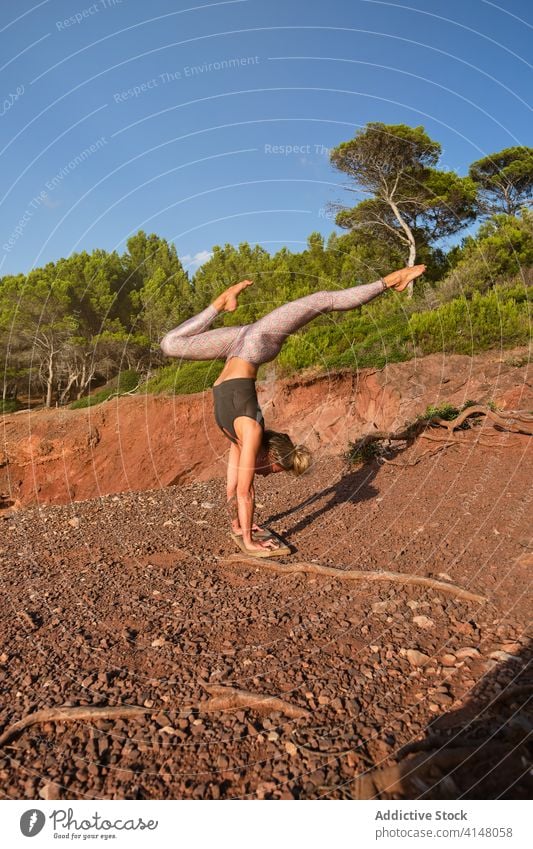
[180,249,213,270]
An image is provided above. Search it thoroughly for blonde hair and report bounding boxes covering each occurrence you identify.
[262,429,312,476]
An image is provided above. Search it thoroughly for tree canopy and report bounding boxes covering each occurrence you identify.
[469,146,533,216]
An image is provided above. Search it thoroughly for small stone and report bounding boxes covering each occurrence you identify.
[499,642,521,653]
[151,637,166,647]
[406,649,430,667]
[200,502,215,509]
[285,741,298,756]
[160,726,176,735]
[441,654,457,667]
[489,650,515,662]
[39,781,62,800]
[431,693,453,706]
[428,703,440,713]
[267,731,279,742]
[413,616,434,629]
[68,517,80,529]
[163,520,173,527]
[455,647,480,660]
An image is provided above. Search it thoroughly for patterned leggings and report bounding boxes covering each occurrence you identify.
[160,278,387,366]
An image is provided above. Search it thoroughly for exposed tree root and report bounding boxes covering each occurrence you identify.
[202,684,311,719]
[383,445,450,466]
[0,687,310,746]
[438,405,533,435]
[418,432,508,449]
[219,557,486,603]
[15,610,38,630]
[0,705,149,747]
[349,405,532,462]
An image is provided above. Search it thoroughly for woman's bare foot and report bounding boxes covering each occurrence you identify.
[212,279,253,312]
[383,265,426,292]
[244,538,280,553]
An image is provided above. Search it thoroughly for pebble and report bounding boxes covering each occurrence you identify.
[489,650,515,662]
[412,615,434,629]
[406,650,430,667]
[455,647,480,660]
[39,781,62,800]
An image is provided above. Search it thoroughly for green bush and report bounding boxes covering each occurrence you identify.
[69,369,140,409]
[70,388,113,409]
[438,211,533,300]
[142,360,224,395]
[117,368,139,392]
[0,398,22,414]
[409,286,530,354]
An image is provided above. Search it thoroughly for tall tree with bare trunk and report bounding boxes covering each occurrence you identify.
[329,123,478,295]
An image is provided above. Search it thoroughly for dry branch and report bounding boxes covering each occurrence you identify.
[16,610,38,630]
[0,705,149,747]
[202,685,310,719]
[418,432,506,448]
[383,445,450,466]
[0,686,310,746]
[351,405,532,458]
[219,557,486,603]
[438,405,533,435]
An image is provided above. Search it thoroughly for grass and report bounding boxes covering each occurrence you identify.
[0,399,22,414]
[141,360,224,395]
[69,369,140,409]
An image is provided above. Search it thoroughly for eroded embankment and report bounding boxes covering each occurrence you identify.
[1,348,530,507]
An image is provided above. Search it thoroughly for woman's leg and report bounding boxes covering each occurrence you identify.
[160,303,242,360]
[236,278,388,364]
[160,279,254,360]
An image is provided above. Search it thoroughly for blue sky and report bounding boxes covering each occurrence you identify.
[0,0,531,277]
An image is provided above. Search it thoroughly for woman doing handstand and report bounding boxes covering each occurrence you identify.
[161,264,426,554]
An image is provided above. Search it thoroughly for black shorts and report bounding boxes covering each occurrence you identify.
[212,377,265,445]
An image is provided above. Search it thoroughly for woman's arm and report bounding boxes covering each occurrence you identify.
[226,441,241,532]
[236,427,262,549]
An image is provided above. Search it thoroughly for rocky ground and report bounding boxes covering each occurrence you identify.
[0,420,531,800]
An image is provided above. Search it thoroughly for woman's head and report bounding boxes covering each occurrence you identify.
[261,429,312,476]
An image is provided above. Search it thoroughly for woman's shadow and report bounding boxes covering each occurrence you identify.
[361,639,532,799]
[267,459,380,540]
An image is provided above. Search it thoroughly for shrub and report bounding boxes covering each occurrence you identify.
[409,286,530,355]
[70,388,113,409]
[69,369,140,409]
[438,211,533,300]
[117,369,139,392]
[142,360,224,395]
[0,399,22,414]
